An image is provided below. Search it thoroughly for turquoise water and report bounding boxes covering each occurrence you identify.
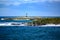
[0,26,60,40]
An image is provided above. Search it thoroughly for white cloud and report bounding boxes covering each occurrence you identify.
[0,0,60,6]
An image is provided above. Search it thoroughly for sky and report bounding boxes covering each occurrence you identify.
[0,0,60,16]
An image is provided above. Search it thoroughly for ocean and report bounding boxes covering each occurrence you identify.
[0,26,60,40]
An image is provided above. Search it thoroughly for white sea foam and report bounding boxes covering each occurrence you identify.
[0,23,60,27]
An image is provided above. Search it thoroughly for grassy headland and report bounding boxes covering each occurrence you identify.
[0,16,60,25]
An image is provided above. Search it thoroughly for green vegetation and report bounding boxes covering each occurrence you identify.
[32,17,60,25]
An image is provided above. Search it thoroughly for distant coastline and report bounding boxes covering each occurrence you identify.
[0,16,60,26]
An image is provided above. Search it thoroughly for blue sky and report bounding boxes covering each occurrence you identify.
[0,0,60,16]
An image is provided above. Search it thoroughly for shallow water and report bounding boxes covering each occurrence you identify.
[0,26,60,40]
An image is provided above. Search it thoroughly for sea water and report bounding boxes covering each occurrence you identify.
[0,26,60,40]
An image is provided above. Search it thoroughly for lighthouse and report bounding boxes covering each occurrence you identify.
[26,13,28,17]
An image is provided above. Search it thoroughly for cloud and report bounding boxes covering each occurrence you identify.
[0,0,22,6]
[0,0,60,6]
